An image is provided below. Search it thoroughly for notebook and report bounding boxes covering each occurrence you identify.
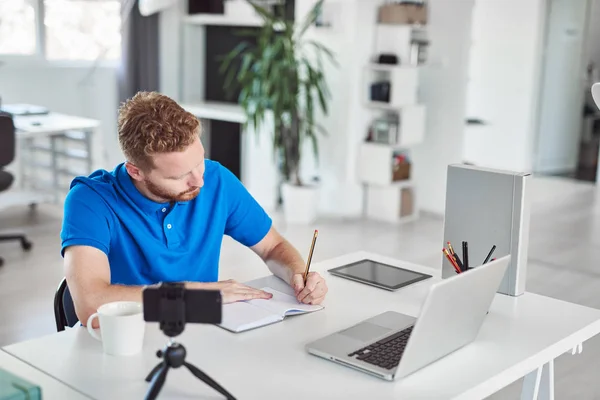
[218,286,323,333]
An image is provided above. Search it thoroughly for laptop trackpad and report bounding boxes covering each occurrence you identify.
[339,322,391,342]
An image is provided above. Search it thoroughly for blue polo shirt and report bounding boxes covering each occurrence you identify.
[60,160,272,285]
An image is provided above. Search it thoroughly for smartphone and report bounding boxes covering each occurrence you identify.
[142,283,222,325]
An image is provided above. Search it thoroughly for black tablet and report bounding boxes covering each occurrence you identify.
[328,259,432,291]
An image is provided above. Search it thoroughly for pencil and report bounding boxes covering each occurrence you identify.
[447,241,455,255]
[443,248,461,274]
[303,230,319,284]
[447,241,464,271]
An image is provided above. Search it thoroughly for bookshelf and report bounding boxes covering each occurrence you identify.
[357,12,429,224]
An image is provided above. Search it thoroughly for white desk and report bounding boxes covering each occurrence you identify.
[4,251,600,400]
[0,349,90,399]
[13,113,100,140]
[11,111,100,204]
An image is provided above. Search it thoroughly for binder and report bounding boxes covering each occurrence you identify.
[442,164,531,296]
[0,368,42,400]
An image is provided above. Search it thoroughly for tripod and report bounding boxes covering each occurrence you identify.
[145,339,236,400]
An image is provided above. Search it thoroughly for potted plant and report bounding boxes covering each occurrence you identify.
[219,0,336,224]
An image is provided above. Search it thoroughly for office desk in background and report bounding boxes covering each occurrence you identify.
[0,349,89,399]
[12,111,100,204]
[3,251,600,400]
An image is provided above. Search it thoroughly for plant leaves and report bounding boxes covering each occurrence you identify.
[216,0,337,183]
[297,0,324,38]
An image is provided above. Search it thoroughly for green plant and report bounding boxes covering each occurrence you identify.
[219,0,337,186]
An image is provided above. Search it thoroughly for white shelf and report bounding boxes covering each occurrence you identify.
[366,63,412,72]
[386,179,415,188]
[364,66,419,107]
[357,143,413,186]
[365,184,418,224]
[365,101,399,111]
[183,14,284,30]
[181,101,246,123]
[183,13,259,26]
[363,105,426,147]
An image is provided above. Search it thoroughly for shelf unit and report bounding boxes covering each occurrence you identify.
[358,17,429,224]
[20,130,94,201]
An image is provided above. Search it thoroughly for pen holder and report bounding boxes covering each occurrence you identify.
[442,164,531,297]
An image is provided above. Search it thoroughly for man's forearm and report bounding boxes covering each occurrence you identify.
[76,282,144,326]
[78,281,219,326]
[264,239,306,285]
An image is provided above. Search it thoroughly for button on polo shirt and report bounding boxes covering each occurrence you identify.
[60,160,272,286]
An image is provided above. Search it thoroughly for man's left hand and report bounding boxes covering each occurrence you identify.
[291,272,328,305]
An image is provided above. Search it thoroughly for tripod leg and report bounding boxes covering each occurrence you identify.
[184,362,236,400]
[145,365,169,400]
[145,362,163,382]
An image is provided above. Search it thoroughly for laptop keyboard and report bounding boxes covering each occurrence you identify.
[347,325,414,370]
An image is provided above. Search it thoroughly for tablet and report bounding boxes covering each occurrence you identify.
[328,259,432,291]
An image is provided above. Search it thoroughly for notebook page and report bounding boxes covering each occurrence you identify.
[219,301,281,333]
[249,287,323,317]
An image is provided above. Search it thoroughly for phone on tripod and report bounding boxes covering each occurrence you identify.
[143,282,222,329]
[141,283,235,400]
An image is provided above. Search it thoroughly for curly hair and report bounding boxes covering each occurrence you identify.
[118,91,201,170]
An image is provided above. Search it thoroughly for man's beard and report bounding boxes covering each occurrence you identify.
[144,178,200,202]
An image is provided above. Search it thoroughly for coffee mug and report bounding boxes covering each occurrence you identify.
[86,301,145,356]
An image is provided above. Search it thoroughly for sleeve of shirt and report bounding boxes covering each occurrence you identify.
[221,164,273,247]
[60,183,113,257]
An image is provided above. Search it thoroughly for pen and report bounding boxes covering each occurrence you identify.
[303,230,319,284]
[462,241,469,271]
[483,245,496,264]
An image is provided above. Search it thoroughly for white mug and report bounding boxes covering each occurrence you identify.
[86,301,145,356]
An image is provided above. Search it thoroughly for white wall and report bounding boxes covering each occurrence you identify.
[297,0,477,216]
[588,0,600,75]
[463,0,547,173]
[162,0,477,217]
[295,0,364,218]
[0,63,119,170]
[534,0,590,174]
[411,0,475,215]
[159,1,184,101]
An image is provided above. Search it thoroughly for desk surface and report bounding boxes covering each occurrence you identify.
[4,251,600,400]
[14,112,100,138]
[0,349,90,399]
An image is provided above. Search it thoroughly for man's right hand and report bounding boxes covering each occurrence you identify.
[189,280,273,304]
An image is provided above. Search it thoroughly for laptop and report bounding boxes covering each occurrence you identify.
[305,256,510,381]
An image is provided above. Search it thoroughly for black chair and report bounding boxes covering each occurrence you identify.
[54,277,78,332]
[0,112,33,267]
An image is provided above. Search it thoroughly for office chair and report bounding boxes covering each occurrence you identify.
[0,112,33,267]
[54,277,78,332]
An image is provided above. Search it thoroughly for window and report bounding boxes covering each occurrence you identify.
[0,0,121,62]
[0,0,37,55]
[44,0,121,61]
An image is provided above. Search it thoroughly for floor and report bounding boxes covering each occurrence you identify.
[2,175,600,398]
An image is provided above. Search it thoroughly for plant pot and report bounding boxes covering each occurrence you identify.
[281,182,319,224]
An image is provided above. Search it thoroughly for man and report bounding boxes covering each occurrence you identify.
[61,91,328,326]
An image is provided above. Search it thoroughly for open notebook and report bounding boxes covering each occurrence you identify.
[219,287,323,333]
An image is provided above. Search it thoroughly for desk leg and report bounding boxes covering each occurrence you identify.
[19,138,33,189]
[50,135,59,203]
[521,360,554,400]
[84,129,92,173]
